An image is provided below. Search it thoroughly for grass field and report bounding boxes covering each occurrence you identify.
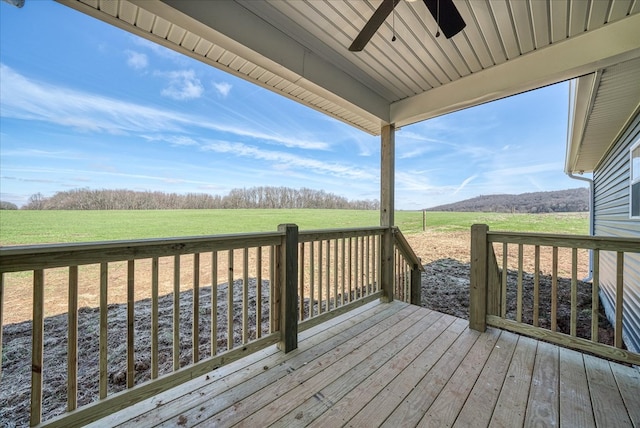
[0,209,589,245]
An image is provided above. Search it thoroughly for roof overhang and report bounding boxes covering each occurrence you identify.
[58,0,640,137]
[566,57,640,174]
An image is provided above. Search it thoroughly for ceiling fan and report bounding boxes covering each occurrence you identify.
[349,0,466,52]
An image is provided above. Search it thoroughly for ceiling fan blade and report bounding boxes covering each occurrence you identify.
[349,0,401,52]
[423,0,466,39]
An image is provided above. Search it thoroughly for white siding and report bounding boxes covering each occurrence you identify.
[594,112,640,353]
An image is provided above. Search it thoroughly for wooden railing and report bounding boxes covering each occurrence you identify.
[470,224,640,366]
[0,224,421,426]
[392,227,424,305]
[296,227,383,332]
[0,227,292,427]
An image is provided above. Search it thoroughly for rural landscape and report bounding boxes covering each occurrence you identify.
[2,0,639,425]
[0,187,616,426]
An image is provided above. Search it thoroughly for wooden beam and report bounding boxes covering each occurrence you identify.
[380,124,395,303]
[391,13,640,127]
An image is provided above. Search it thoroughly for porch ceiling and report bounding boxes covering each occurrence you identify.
[58,0,640,136]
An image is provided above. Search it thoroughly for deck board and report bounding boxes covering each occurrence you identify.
[91,300,639,428]
[585,354,633,427]
[489,335,537,428]
[281,312,454,427]
[611,360,640,426]
[306,314,463,428]
[414,327,500,428]
[559,347,595,428]
[451,330,519,428]
[524,340,559,427]
[234,307,432,427]
[160,304,420,427]
[383,323,489,427]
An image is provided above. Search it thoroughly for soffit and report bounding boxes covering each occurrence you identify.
[59,0,640,135]
[567,57,640,174]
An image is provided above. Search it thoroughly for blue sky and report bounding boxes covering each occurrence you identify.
[0,1,585,210]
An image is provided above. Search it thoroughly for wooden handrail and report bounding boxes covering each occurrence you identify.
[0,231,284,273]
[392,227,425,273]
[487,231,639,252]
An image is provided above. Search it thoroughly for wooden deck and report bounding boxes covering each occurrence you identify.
[88,301,640,428]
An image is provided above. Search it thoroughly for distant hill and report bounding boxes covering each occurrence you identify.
[426,188,589,213]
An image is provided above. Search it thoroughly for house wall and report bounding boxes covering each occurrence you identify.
[593,111,640,353]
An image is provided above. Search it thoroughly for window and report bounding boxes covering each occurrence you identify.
[632,139,640,218]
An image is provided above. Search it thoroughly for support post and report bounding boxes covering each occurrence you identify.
[276,224,298,352]
[380,124,395,303]
[470,224,488,331]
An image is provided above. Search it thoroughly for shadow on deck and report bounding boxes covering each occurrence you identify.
[89,300,639,427]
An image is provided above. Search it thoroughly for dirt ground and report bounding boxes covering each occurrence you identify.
[0,230,614,426]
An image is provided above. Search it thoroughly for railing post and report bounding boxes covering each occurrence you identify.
[470,224,488,331]
[276,224,298,352]
[410,262,421,306]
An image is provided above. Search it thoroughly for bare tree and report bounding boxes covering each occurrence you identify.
[24,193,46,210]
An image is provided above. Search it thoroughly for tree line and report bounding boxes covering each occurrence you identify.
[6,187,379,210]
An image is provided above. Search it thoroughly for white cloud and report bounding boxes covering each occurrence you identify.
[125,50,148,70]
[143,135,199,147]
[199,123,329,150]
[0,64,192,133]
[453,174,478,195]
[0,65,332,150]
[157,70,203,100]
[213,81,232,98]
[201,140,376,181]
[2,166,215,187]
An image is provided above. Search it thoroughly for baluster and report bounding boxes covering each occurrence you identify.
[570,248,578,337]
[100,263,108,397]
[68,266,78,410]
[591,249,600,343]
[127,260,135,387]
[193,254,200,362]
[30,269,45,425]
[227,250,234,350]
[173,256,180,370]
[151,257,159,379]
[211,251,218,355]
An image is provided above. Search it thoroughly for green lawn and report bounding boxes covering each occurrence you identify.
[0,210,589,246]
